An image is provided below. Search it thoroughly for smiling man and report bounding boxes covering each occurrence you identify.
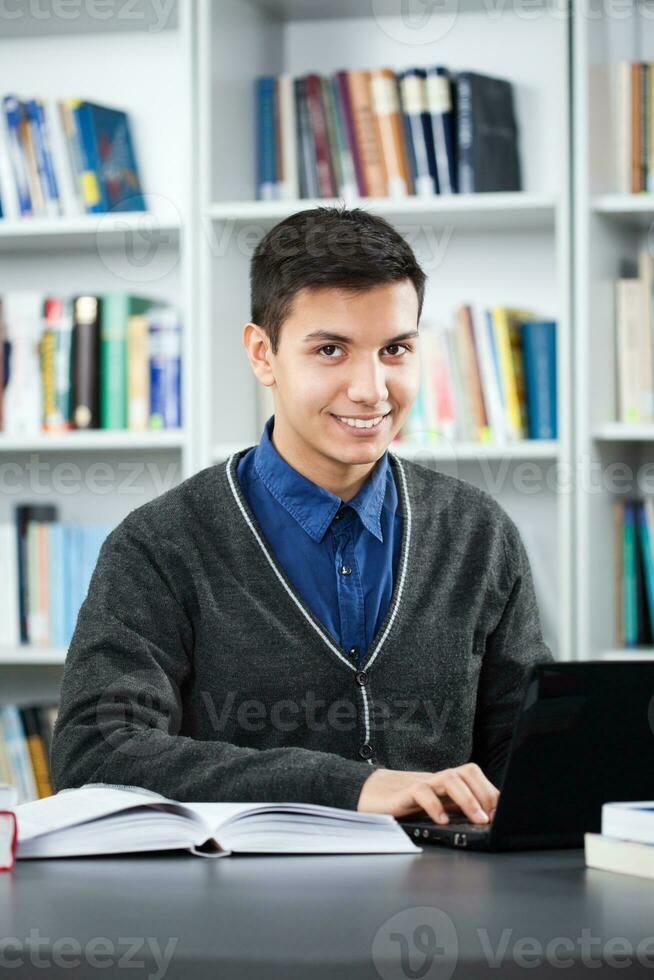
[51,206,553,827]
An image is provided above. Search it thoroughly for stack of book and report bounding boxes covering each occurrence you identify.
[613,498,654,648]
[0,96,145,219]
[0,702,58,804]
[586,802,654,881]
[0,504,113,648]
[615,249,654,424]
[397,309,557,445]
[255,67,521,200]
[613,63,654,194]
[0,292,182,434]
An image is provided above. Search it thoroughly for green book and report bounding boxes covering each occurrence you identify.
[100,294,153,429]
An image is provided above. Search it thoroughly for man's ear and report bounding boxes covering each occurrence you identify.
[242,322,275,388]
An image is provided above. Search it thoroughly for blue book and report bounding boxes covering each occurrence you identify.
[427,67,457,194]
[2,95,32,215]
[397,69,438,195]
[624,502,638,647]
[148,308,182,428]
[636,502,654,642]
[74,101,145,213]
[256,77,277,201]
[521,320,557,439]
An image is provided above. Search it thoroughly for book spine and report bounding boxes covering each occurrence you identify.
[334,71,366,196]
[148,311,182,429]
[72,102,105,213]
[623,500,638,646]
[398,70,437,196]
[522,321,557,439]
[636,502,654,641]
[631,63,642,193]
[71,295,101,429]
[347,70,387,198]
[256,77,277,201]
[33,99,62,216]
[369,68,411,197]
[456,73,474,193]
[305,73,338,197]
[613,499,624,647]
[426,67,457,194]
[329,75,357,198]
[100,293,129,429]
[2,96,32,216]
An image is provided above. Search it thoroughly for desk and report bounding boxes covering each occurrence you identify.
[1,847,653,978]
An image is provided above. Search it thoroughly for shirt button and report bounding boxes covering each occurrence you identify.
[349,647,358,658]
[355,670,368,686]
[340,564,352,575]
[359,743,373,759]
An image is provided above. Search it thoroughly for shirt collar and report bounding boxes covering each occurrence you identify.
[253,415,391,544]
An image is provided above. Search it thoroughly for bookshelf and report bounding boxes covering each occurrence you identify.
[573,0,654,660]
[197,0,573,662]
[0,0,198,699]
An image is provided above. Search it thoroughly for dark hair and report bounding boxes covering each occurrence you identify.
[250,205,427,354]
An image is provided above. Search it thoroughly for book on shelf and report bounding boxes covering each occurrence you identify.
[395,307,556,446]
[585,801,654,881]
[613,62,654,194]
[7,784,421,859]
[255,66,521,201]
[613,498,654,648]
[0,95,145,220]
[0,702,59,805]
[0,291,182,435]
[0,503,113,649]
[615,248,654,424]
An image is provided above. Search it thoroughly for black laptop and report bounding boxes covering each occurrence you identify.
[400,661,654,851]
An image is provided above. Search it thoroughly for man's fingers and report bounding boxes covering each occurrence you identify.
[411,784,450,825]
[456,764,500,816]
[430,771,489,823]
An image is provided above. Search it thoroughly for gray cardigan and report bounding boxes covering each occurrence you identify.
[49,449,554,810]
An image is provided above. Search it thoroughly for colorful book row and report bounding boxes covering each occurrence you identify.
[396,307,557,445]
[0,292,182,434]
[0,95,145,219]
[0,703,58,804]
[256,67,521,201]
[0,504,113,648]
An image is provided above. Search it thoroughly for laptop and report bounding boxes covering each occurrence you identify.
[399,661,654,851]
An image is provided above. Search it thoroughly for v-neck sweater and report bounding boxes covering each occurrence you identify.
[50,448,554,811]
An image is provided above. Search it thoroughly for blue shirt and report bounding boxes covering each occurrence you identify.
[236,416,402,666]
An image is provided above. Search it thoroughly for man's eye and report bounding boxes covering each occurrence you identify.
[318,345,344,357]
[385,344,409,356]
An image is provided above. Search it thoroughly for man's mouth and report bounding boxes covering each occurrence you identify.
[330,412,390,432]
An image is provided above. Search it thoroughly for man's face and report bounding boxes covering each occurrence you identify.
[269,280,421,468]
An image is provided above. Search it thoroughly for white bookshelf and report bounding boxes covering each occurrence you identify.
[573,1,654,660]
[0,1,198,691]
[197,0,572,662]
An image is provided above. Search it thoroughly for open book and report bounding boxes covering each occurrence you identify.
[10,784,422,859]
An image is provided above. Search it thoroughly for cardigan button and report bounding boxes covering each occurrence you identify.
[340,564,352,575]
[359,743,373,759]
[355,670,368,686]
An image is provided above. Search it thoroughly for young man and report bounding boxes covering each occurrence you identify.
[50,206,553,828]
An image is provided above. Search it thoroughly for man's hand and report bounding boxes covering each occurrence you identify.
[357,763,499,824]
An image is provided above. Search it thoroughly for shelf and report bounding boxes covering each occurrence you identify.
[211,440,559,463]
[0,212,181,252]
[593,424,654,442]
[207,193,558,231]
[250,0,554,19]
[0,431,187,452]
[0,648,66,666]
[592,195,654,226]
[596,649,654,661]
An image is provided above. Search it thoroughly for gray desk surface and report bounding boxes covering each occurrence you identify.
[1,847,653,978]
